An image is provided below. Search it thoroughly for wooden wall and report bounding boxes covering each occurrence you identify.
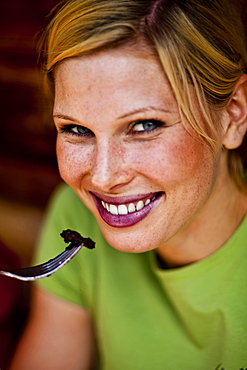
[0,0,60,209]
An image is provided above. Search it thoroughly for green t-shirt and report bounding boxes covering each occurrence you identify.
[36,184,247,370]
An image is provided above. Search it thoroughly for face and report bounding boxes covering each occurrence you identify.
[53,45,223,253]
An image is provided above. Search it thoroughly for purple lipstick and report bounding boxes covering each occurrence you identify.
[91,192,163,228]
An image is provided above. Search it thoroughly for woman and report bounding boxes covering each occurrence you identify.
[10,0,247,369]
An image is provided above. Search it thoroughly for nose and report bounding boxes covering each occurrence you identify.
[90,139,133,192]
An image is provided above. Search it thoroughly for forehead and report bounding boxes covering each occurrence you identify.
[55,42,163,83]
[53,44,177,115]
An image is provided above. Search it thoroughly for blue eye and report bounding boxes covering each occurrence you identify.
[132,120,163,133]
[71,125,92,135]
[60,124,93,136]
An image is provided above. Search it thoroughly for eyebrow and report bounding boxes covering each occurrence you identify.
[118,106,173,119]
[53,113,78,122]
[54,106,173,122]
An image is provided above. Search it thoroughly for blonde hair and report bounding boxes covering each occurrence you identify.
[40,0,247,189]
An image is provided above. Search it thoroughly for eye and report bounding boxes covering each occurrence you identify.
[70,125,92,135]
[131,119,164,133]
[60,124,93,137]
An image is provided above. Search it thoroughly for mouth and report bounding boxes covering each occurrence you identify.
[91,192,163,228]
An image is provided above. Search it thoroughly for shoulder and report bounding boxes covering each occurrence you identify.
[45,183,95,229]
[48,183,84,213]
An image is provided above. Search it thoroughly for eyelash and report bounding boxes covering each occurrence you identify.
[59,125,93,137]
[130,119,164,135]
[59,119,165,137]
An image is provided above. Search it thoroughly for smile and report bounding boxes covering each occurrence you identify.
[91,192,163,228]
[101,196,154,215]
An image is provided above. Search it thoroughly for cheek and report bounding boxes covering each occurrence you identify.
[162,136,219,210]
[137,131,217,192]
[56,138,92,186]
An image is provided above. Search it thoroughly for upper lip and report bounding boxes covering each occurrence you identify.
[90,191,162,205]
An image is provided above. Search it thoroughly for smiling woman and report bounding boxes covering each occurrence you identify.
[52,48,223,256]
[10,0,247,369]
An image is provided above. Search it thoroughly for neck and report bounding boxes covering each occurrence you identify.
[157,175,247,269]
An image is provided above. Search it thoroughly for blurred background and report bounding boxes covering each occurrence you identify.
[0,0,246,267]
[0,3,62,367]
[0,0,61,268]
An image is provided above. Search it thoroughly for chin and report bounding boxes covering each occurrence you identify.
[99,222,161,254]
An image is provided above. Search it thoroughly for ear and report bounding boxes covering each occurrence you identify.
[223,74,247,149]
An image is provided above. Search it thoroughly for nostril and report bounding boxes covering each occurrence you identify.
[91,163,133,192]
[89,140,134,192]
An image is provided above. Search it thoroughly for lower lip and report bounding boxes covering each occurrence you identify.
[92,193,163,228]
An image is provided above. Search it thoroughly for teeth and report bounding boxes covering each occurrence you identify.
[109,204,118,215]
[136,200,144,211]
[101,196,156,216]
[118,204,128,215]
[128,203,136,213]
